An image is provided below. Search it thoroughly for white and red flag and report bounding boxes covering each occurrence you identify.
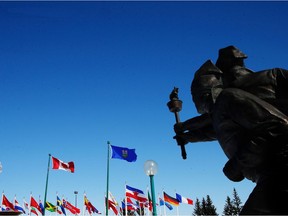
[63,199,80,215]
[106,191,119,215]
[51,156,75,173]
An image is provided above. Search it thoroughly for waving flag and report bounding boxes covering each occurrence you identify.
[23,199,29,213]
[30,196,43,216]
[110,145,137,162]
[163,192,179,206]
[109,192,118,206]
[2,194,15,211]
[45,201,57,212]
[39,199,45,214]
[126,185,148,202]
[14,198,26,213]
[146,191,152,212]
[122,198,137,211]
[105,197,118,215]
[63,199,80,215]
[84,194,101,214]
[57,196,66,215]
[52,156,75,173]
[159,197,173,210]
[106,191,119,215]
[176,193,193,205]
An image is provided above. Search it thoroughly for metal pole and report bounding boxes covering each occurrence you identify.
[43,154,51,216]
[150,175,157,216]
[74,191,78,207]
[106,141,110,216]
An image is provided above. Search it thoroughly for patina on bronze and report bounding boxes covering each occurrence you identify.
[171,46,288,215]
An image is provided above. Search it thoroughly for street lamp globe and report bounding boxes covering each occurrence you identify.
[144,160,158,176]
[144,160,158,216]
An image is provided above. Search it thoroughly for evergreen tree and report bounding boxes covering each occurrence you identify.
[201,197,207,215]
[193,198,202,216]
[205,195,218,215]
[192,195,217,215]
[223,196,234,215]
[231,188,242,215]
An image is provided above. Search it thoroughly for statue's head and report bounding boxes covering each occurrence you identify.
[216,45,247,72]
[191,60,223,114]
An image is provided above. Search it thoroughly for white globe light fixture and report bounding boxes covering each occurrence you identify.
[144,160,158,176]
[144,160,158,216]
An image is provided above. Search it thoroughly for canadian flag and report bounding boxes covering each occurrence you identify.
[52,156,75,173]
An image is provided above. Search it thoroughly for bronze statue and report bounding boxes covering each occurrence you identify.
[172,46,288,214]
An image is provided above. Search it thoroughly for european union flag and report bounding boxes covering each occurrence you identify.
[110,145,137,162]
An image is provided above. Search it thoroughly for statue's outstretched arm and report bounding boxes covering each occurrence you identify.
[174,113,217,143]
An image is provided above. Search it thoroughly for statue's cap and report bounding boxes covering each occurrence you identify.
[218,45,247,59]
[194,60,222,80]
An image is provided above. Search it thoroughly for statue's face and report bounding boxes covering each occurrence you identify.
[191,74,222,114]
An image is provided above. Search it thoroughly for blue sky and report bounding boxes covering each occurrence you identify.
[1,1,288,215]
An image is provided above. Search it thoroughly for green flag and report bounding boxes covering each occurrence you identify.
[45,201,57,212]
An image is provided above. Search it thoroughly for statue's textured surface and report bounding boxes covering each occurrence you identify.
[173,46,288,214]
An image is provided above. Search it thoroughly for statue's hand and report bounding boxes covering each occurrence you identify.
[174,122,185,134]
[173,134,189,145]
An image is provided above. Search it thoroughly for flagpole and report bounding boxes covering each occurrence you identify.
[146,192,149,216]
[30,193,32,216]
[1,192,3,210]
[43,153,51,216]
[158,194,163,216]
[56,193,58,216]
[106,141,110,216]
[125,183,127,216]
[162,190,166,216]
[176,201,179,216]
[83,193,86,216]
[175,190,179,216]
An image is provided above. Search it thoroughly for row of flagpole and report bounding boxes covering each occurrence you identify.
[1,141,193,215]
[1,191,102,215]
[1,184,193,216]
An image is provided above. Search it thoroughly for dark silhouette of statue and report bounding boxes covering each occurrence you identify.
[173,46,288,215]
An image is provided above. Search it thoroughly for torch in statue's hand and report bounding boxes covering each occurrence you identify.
[167,87,187,159]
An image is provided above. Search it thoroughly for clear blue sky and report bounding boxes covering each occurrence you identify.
[1,1,288,215]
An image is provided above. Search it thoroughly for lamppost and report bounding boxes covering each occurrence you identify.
[74,191,78,207]
[144,160,158,216]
